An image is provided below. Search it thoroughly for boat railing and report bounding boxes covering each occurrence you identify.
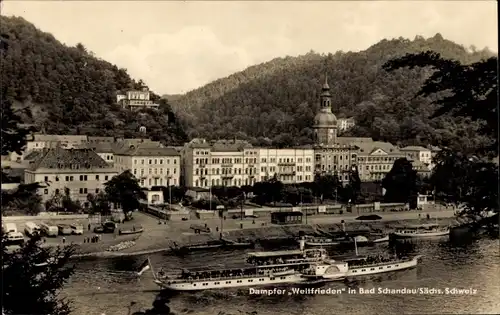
[159,270,298,283]
[348,257,415,268]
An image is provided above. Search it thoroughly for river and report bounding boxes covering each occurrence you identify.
[63,237,500,315]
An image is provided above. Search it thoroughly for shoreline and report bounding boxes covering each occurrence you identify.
[71,209,458,259]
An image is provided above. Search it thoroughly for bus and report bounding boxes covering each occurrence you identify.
[24,222,40,237]
[39,222,58,237]
[57,224,72,235]
[70,224,84,235]
[2,223,18,234]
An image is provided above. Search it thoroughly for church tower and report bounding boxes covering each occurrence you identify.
[313,76,337,146]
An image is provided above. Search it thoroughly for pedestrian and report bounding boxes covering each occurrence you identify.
[88,223,91,231]
[62,237,66,244]
[418,214,421,219]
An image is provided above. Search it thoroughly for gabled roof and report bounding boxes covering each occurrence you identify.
[337,137,373,144]
[354,141,402,156]
[32,134,88,142]
[27,148,110,171]
[117,146,180,157]
[400,146,430,151]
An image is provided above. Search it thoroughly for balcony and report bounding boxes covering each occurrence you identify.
[221,175,234,179]
[278,162,296,166]
[221,164,233,168]
[279,171,296,176]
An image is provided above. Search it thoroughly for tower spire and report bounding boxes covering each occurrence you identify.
[322,72,330,90]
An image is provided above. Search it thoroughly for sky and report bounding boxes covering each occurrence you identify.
[1,1,497,95]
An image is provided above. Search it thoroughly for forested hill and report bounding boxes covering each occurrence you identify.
[171,34,494,152]
[0,16,187,145]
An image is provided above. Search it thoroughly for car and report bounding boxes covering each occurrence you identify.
[93,221,117,233]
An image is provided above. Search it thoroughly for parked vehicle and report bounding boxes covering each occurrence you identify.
[57,224,72,235]
[39,222,58,237]
[2,223,18,234]
[70,224,84,235]
[24,222,40,237]
[5,232,25,245]
[94,221,116,233]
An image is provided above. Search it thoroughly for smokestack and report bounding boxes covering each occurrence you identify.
[299,237,305,251]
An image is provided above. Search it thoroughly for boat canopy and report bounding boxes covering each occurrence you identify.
[247,249,304,258]
[397,223,440,229]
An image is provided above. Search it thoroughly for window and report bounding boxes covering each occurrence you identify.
[44,189,49,194]
[44,176,49,182]
[96,175,100,180]
[148,159,152,165]
[105,176,108,180]
[95,188,100,194]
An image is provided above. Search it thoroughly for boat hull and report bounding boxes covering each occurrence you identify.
[392,231,449,239]
[372,235,389,243]
[345,256,421,277]
[154,273,306,291]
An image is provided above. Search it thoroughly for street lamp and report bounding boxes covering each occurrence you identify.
[167,175,172,211]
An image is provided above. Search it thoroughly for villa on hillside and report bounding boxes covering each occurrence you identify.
[116,87,159,111]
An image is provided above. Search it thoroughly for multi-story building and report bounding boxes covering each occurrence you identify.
[337,117,356,132]
[114,145,181,189]
[257,148,315,184]
[116,87,159,111]
[312,78,358,183]
[183,139,253,188]
[184,139,315,188]
[24,147,118,206]
[354,141,405,181]
[400,146,433,166]
[26,134,88,152]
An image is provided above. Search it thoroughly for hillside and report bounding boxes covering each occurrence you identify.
[0,16,187,145]
[171,34,494,152]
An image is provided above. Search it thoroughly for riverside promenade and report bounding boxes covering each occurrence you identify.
[72,206,456,258]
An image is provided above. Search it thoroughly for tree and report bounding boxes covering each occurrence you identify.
[104,171,145,214]
[87,192,111,215]
[313,174,341,203]
[1,183,43,215]
[383,51,497,155]
[382,158,419,205]
[2,232,77,315]
[1,100,34,156]
[384,51,498,220]
[61,188,82,213]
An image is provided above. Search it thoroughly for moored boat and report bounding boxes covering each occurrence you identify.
[392,224,450,239]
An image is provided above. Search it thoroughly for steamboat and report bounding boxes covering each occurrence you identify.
[148,240,334,291]
[392,223,450,239]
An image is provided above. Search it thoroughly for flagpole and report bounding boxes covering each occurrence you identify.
[148,257,156,279]
[354,237,358,256]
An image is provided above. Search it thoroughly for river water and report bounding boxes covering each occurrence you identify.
[64,237,500,315]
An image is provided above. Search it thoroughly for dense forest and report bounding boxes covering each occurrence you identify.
[0,16,188,145]
[170,34,495,153]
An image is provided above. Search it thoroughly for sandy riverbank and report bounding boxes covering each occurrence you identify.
[71,207,457,258]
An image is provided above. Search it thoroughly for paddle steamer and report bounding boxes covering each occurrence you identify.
[148,240,336,291]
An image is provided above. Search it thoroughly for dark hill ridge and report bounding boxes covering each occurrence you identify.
[170,34,494,152]
[0,16,187,145]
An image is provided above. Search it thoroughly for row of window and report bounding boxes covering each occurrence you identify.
[316,154,356,162]
[133,158,178,165]
[132,168,177,176]
[195,178,256,187]
[357,156,401,162]
[43,188,101,195]
[44,175,111,182]
[351,264,399,273]
[195,157,313,165]
[318,164,351,171]
[193,276,288,286]
[139,178,177,186]
[195,167,258,176]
